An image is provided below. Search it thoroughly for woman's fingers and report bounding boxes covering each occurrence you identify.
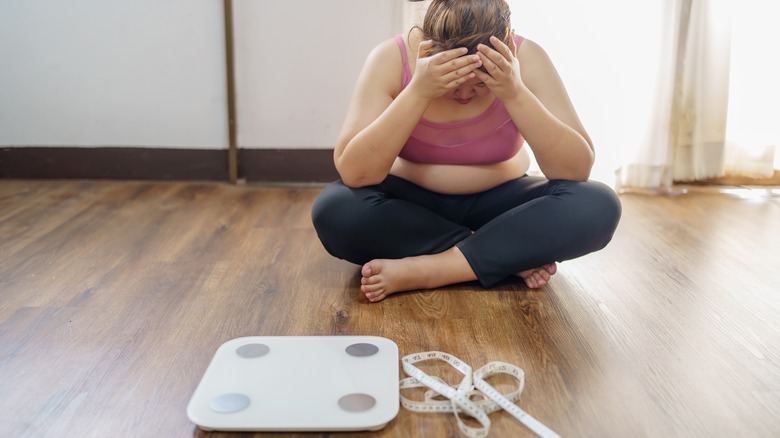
[449,54,482,74]
[477,36,516,73]
[444,70,476,88]
[489,35,515,60]
[419,43,467,61]
[435,49,478,72]
[477,53,500,77]
[477,45,506,73]
[417,39,435,58]
[473,68,492,84]
[419,43,480,74]
[412,41,484,98]
[424,45,479,70]
[436,52,481,84]
[472,36,523,102]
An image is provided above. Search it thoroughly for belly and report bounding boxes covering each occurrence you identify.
[389,148,531,195]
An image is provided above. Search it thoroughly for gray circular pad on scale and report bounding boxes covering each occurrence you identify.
[345,343,379,357]
[236,343,270,358]
[210,393,250,413]
[338,393,376,412]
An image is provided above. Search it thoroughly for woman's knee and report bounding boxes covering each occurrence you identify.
[312,180,364,235]
[311,181,344,232]
[545,180,621,249]
[311,181,389,258]
[575,180,622,247]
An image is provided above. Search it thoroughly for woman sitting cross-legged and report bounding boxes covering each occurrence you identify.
[311,0,621,302]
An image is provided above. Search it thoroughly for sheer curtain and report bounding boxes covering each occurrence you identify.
[617,0,778,190]
[723,0,780,178]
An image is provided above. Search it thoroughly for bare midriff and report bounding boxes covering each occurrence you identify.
[390,148,530,195]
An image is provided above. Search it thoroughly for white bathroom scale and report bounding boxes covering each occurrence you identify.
[187,336,400,432]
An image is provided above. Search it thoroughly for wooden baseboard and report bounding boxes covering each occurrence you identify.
[701,170,780,186]
[0,147,338,183]
[239,148,338,183]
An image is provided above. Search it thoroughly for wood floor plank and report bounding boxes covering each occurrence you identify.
[0,181,778,437]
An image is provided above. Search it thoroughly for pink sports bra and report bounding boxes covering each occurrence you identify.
[395,34,525,165]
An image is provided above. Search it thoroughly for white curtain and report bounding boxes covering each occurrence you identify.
[617,0,777,190]
[723,0,780,177]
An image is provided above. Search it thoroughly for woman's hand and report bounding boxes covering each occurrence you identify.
[408,40,483,101]
[474,36,526,102]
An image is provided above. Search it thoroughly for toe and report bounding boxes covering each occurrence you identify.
[367,294,385,303]
[364,289,385,302]
[363,275,381,285]
[526,272,546,289]
[362,282,381,293]
[534,272,547,288]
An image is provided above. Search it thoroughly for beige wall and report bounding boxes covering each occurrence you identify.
[0,0,403,150]
[0,0,227,149]
[235,0,402,149]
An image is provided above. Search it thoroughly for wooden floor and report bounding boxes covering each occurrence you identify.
[0,180,778,437]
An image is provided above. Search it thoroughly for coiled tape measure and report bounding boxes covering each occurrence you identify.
[400,351,560,438]
[187,337,558,437]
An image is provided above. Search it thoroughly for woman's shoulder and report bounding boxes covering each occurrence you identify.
[362,37,406,78]
[515,37,559,84]
[348,36,407,100]
[365,36,405,67]
[516,37,548,61]
[359,36,409,95]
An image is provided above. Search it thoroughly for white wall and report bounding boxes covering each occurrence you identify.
[0,0,403,151]
[0,0,227,149]
[234,0,401,149]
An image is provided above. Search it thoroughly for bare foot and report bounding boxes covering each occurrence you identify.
[517,263,557,289]
[360,248,476,302]
[360,259,426,302]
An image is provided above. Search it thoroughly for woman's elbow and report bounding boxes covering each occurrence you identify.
[570,164,594,182]
[543,163,593,182]
[566,150,595,181]
[340,175,377,188]
[335,162,385,188]
[548,172,590,182]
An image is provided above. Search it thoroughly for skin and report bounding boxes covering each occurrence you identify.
[334,28,594,302]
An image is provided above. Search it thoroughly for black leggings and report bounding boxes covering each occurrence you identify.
[311,175,621,288]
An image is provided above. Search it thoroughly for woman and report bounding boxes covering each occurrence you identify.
[312,0,621,302]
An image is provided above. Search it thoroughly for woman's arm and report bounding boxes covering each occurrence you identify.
[475,36,594,181]
[335,38,483,188]
[334,39,426,188]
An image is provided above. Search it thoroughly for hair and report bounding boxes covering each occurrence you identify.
[410,0,512,56]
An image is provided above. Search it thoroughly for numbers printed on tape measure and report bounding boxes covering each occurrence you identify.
[399,351,561,438]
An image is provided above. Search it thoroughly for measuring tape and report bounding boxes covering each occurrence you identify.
[399,351,560,438]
